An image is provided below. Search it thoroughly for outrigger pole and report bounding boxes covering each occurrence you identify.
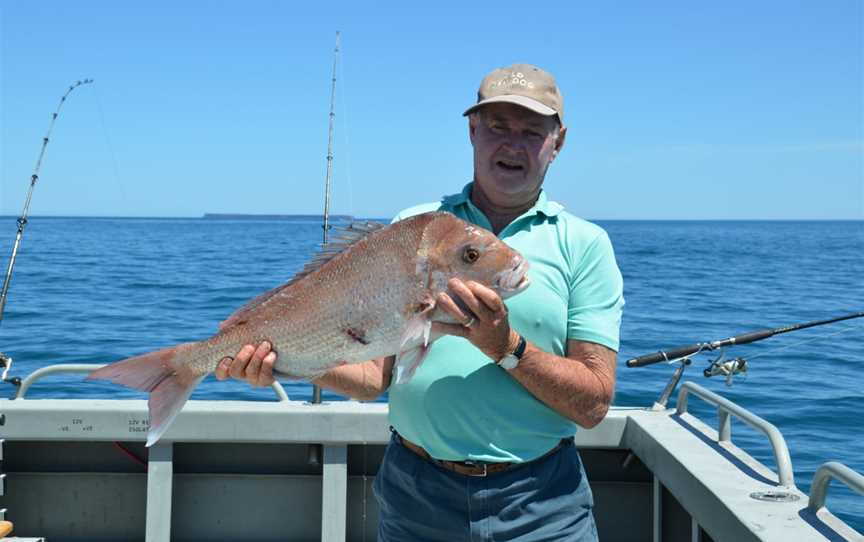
[0,79,93,326]
[627,311,864,368]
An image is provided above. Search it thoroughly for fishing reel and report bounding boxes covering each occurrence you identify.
[648,349,746,411]
[703,349,747,386]
[0,353,21,388]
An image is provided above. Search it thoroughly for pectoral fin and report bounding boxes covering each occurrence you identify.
[394,300,437,384]
[399,300,435,349]
[394,344,431,385]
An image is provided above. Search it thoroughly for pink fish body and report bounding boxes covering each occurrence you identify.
[89,212,530,446]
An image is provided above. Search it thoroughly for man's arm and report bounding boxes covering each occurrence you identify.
[215,343,394,401]
[433,278,616,428]
[313,356,395,401]
[509,339,615,428]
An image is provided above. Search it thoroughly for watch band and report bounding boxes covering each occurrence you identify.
[512,334,527,359]
[497,334,527,371]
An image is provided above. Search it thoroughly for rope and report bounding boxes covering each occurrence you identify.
[337,45,355,219]
[92,85,128,207]
[113,441,147,469]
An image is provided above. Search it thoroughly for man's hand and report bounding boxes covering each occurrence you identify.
[216,341,277,387]
[215,342,394,401]
[432,278,519,361]
[431,279,616,428]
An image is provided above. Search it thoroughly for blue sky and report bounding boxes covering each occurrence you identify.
[0,1,861,219]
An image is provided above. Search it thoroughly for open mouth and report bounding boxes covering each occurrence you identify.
[497,258,530,297]
[496,160,524,172]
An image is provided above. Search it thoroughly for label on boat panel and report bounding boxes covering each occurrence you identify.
[127,417,150,433]
[51,416,150,435]
[58,417,95,433]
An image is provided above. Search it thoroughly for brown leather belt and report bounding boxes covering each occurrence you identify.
[396,432,572,478]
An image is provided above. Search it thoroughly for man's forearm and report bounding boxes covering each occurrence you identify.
[507,338,616,428]
[312,357,393,401]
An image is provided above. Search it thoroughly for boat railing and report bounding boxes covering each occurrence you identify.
[13,363,292,402]
[675,380,795,488]
[809,461,864,512]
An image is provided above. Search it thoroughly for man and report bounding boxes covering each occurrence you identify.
[217,63,624,541]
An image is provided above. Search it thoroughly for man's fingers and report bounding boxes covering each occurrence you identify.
[216,357,233,380]
[257,351,277,387]
[228,344,255,379]
[431,322,470,338]
[449,279,493,322]
[216,342,276,387]
[244,341,273,386]
[466,281,507,315]
[435,291,471,324]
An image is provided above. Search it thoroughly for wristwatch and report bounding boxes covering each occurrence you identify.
[497,334,527,371]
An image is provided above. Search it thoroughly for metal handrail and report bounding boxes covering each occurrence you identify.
[675,381,795,487]
[14,363,291,402]
[808,461,864,511]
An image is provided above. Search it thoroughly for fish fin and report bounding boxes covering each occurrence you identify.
[220,283,291,329]
[330,220,387,242]
[146,373,205,447]
[394,344,431,385]
[220,221,387,329]
[88,343,204,447]
[399,301,435,350]
[293,221,388,281]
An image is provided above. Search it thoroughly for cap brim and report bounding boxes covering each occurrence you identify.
[463,95,557,117]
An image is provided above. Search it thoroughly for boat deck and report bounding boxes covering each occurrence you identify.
[0,380,861,541]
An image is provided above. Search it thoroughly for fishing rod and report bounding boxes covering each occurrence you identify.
[0,78,94,325]
[627,311,864,368]
[0,78,93,387]
[307,32,341,468]
[312,31,340,410]
[627,311,864,409]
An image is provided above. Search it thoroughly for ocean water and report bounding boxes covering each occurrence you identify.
[0,216,862,531]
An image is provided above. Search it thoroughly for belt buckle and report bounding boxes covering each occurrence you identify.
[462,460,488,477]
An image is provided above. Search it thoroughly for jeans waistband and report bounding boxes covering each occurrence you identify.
[393,430,573,478]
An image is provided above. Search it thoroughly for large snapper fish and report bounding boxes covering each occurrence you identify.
[89,212,530,446]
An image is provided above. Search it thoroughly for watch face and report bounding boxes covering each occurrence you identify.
[499,354,519,371]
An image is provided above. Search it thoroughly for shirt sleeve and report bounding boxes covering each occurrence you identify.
[567,232,625,351]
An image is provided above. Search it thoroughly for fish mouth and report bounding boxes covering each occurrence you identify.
[496,258,530,298]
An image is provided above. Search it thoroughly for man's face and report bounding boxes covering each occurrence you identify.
[469,102,565,204]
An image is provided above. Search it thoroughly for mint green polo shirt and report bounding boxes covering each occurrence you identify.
[388,183,624,462]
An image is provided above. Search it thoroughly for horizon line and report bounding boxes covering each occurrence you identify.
[0,214,861,222]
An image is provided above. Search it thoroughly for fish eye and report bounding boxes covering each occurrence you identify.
[463,247,480,264]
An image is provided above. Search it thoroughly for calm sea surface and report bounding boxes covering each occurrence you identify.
[1,217,862,530]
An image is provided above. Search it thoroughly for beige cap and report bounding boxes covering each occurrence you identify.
[463,63,563,123]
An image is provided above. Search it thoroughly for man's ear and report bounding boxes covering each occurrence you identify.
[552,125,567,159]
[468,114,478,144]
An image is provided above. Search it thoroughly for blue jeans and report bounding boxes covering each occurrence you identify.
[373,433,598,541]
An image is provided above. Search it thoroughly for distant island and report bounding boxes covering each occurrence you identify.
[202,213,355,221]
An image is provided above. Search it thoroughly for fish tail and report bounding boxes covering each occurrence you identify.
[88,342,205,447]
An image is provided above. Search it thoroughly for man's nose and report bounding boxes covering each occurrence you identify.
[500,130,526,150]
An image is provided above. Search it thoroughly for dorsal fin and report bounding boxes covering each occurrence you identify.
[219,220,387,330]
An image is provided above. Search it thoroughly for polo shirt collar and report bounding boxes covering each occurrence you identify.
[442,182,564,218]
